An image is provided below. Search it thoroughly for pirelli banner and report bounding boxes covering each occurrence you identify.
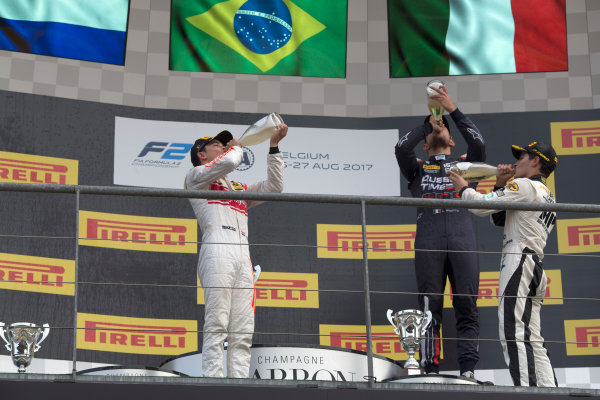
[0,151,78,185]
[0,252,75,296]
[316,224,416,259]
[443,269,564,308]
[198,272,319,308]
[77,313,197,356]
[0,90,598,375]
[318,324,443,361]
[78,210,198,253]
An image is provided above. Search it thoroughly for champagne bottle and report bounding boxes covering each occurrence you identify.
[240,113,284,147]
[428,98,444,121]
[426,80,445,121]
[449,162,498,182]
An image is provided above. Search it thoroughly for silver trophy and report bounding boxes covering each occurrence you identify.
[386,309,432,374]
[0,322,50,372]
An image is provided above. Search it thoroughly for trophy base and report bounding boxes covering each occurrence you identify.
[402,367,423,376]
[386,373,492,385]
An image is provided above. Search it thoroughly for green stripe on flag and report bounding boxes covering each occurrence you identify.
[170,0,347,77]
[388,0,450,78]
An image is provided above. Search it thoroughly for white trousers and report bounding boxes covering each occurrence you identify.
[198,255,255,378]
[498,246,556,387]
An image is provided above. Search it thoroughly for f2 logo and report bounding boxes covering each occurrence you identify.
[137,142,192,160]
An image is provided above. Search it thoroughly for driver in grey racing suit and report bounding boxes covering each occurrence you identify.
[185,126,286,378]
[449,141,558,387]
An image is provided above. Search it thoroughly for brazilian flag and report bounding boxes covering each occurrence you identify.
[170,0,347,77]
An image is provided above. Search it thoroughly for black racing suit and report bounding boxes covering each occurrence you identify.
[395,109,485,374]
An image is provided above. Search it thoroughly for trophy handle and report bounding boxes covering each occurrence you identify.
[386,310,400,335]
[34,324,50,352]
[0,322,10,351]
[253,265,261,284]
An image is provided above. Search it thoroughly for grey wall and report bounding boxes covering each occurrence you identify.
[0,90,598,372]
[0,0,598,117]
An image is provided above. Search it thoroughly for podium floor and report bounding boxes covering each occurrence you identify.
[0,374,598,400]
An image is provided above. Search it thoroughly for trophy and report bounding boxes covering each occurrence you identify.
[426,79,445,121]
[387,309,432,374]
[0,322,50,373]
[239,113,284,147]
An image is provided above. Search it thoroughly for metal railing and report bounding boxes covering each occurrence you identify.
[1,181,599,384]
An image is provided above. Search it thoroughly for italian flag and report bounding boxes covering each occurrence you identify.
[389,0,567,77]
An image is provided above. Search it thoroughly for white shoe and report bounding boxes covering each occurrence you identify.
[461,371,475,379]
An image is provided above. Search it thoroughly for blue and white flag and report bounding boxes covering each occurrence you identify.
[0,0,129,65]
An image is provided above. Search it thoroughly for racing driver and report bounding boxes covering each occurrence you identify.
[394,85,485,378]
[449,141,558,387]
[185,124,287,378]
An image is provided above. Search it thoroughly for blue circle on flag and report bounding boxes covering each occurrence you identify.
[234,0,292,55]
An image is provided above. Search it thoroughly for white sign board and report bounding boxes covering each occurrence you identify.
[114,117,400,196]
[160,345,404,381]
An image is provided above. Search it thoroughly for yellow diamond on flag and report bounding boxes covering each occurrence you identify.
[186,0,326,72]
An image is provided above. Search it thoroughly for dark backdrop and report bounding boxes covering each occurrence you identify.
[0,89,598,371]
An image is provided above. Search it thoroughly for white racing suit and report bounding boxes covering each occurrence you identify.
[460,176,557,387]
[185,146,284,378]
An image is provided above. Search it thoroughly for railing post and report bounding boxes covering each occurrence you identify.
[72,188,80,378]
[361,200,374,386]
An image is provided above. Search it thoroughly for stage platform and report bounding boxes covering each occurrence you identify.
[1,374,598,400]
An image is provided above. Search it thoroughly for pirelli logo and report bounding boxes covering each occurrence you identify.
[443,269,563,308]
[319,324,443,361]
[316,224,416,259]
[0,252,75,296]
[79,210,197,253]
[0,151,78,185]
[557,218,600,254]
[198,272,319,308]
[551,120,600,155]
[77,313,197,355]
[475,175,556,199]
[564,319,600,356]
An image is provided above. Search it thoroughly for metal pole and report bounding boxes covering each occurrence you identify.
[1,182,599,214]
[72,188,80,378]
[361,200,374,386]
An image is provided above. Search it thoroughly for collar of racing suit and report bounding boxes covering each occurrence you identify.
[528,174,545,184]
[429,154,451,162]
